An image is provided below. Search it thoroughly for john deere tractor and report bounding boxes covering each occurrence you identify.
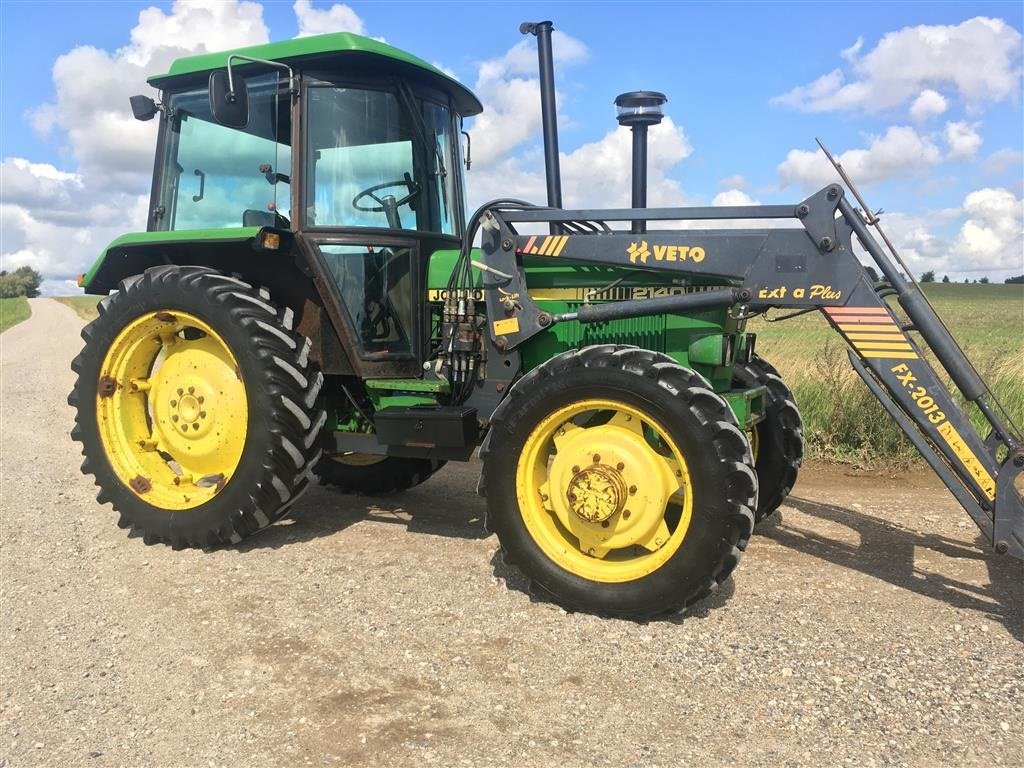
[70,22,1023,618]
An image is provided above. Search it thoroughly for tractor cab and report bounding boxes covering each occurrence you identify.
[135,33,480,370]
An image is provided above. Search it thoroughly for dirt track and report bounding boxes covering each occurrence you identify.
[2,298,1022,767]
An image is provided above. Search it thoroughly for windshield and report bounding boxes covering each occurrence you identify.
[156,73,291,231]
[305,85,455,234]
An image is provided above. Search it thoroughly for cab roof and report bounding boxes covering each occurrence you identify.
[148,32,483,116]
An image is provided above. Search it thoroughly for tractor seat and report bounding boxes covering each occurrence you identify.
[243,209,290,228]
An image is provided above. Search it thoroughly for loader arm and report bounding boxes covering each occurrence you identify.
[472,185,1024,558]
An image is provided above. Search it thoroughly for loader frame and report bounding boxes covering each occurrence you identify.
[474,184,1024,559]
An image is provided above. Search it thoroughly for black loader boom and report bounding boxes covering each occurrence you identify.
[469,172,1024,561]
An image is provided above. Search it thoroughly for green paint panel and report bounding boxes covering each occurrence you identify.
[82,228,262,289]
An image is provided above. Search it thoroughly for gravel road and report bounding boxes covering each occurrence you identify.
[2,298,1022,767]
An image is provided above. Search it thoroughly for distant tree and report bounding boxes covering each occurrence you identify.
[965,277,971,283]
[920,270,936,283]
[864,265,880,282]
[941,275,950,283]
[979,276,990,284]
[1006,275,1024,284]
[0,266,42,298]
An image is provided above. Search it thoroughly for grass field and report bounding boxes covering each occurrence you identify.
[748,283,1024,465]
[53,295,101,321]
[0,297,31,334]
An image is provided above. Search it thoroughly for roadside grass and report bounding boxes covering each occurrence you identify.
[748,283,1024,466]
[0,297,31,334]
[53,295,101,321]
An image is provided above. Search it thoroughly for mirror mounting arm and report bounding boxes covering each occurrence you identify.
[225,55,298,100]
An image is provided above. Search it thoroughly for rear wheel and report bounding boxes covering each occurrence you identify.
[69,266,325,548]
[733,355,803,522]
[481,345,756,619]
[315,454,445,494]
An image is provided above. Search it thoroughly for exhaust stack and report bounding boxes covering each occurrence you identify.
[521,21,563,228]
[615,91,667,234]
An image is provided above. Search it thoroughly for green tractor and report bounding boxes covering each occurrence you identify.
[70,23,1023,619]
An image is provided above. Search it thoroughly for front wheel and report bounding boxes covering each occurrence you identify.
[69,266,326,548]
[481,345,757,619]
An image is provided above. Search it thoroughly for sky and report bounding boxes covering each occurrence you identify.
[1,0,1022,295]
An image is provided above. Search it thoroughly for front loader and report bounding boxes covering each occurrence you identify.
[69,22,1022,619]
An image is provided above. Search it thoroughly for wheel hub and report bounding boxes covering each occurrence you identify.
[567,464,626,522]
[166,386,211,436]
[95,310,247,511]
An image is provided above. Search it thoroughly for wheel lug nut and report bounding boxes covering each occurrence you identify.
[192,424,199,431]
[199,411,206,419]
[572,465,580,474]
[623,510,631,519]
[601,521,609,528]
[616,462,625,471]
[592,454,601,463]
[172,415,179,422]
[181,425,188,432]
[188,387,195,394]
[629,485,637,495]
[197,396,204,404]
[170,400,177,407]
[540,493,548,501]
[177,388,184,396]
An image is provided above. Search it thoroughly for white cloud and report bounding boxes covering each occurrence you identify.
[772,17,1022,115]
[840,37,864,64]
[717,174,748,190]
[944,121,983,160]
[467,118,692,213]
[909,89,948,122]
[468,31,588,167]
[983,148,1024,176]
[1,158,150,278]
[3,1,271,281]
[293,1,366,37]
[712,189,760,207]
[952,188,1024,271]
[866,191,1023,278]
[778,126,942,191]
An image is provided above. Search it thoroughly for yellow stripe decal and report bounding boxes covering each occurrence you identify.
[553,235,569,256]
[845,332,909,342]
[937,422,996,500]
[838,323,901,333]
[522,235,537,254]
[853,350,919,359]
[853,341,916,351]
[539,236,555,256]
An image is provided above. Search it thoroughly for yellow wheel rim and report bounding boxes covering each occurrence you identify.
[96,311,248,510]
[331,453,387,467]
[515,399,693,583]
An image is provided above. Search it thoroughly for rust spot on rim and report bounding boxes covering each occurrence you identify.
[129,475,152,494]
[97,376,117,397]
[155,312,177,322]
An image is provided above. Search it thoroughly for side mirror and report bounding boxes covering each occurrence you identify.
[129,95,159,121]
[209,70,249,128]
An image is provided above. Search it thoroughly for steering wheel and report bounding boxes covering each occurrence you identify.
[352,177,421,212]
